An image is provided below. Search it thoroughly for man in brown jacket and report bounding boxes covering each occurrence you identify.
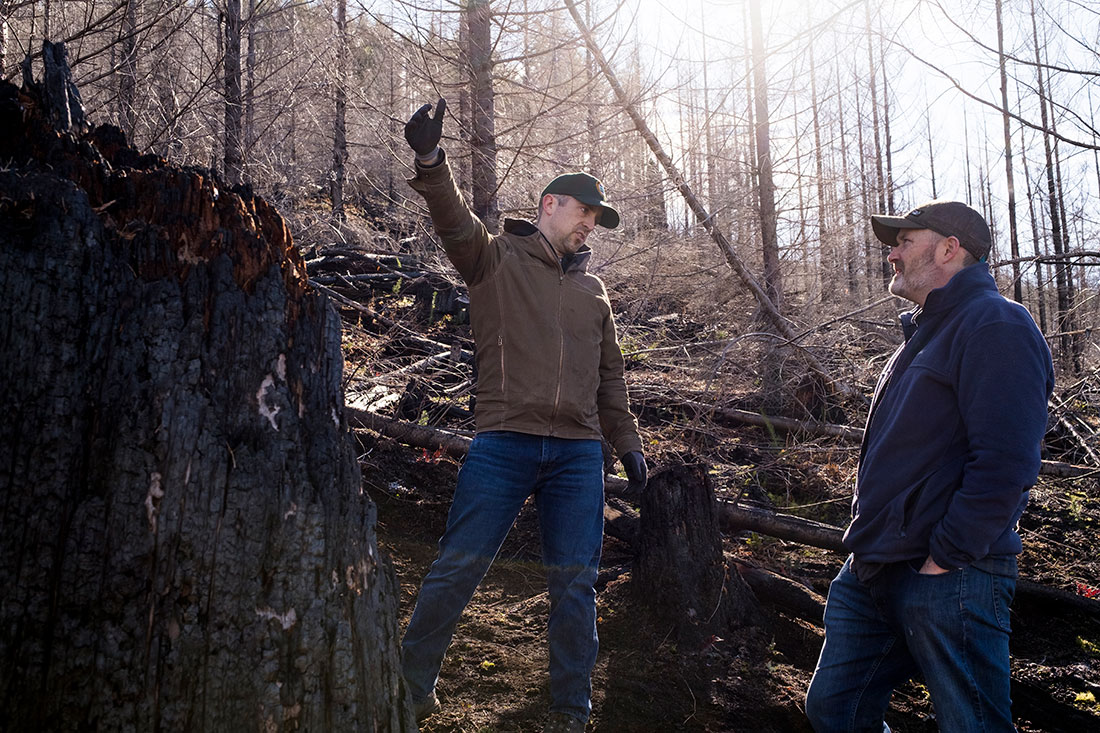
[399,99,646,733]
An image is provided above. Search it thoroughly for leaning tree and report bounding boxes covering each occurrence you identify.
[0,43,413,731]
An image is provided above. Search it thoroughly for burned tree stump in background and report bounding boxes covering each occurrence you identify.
[0,54,413,732]
[634,464,759,644]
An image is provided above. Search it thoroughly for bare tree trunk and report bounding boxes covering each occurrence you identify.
[224,0,244,185]
[702,0,719,230]
[963,106,974,204]
[331,0,348,223]
[0,69,412,732]
[1030,0,1072,369]
[854,65,876,300]
[467,0,499,230]
[926,108,938,198]
[982,151,996,259]
[810,35,829,303]
[387,40,398,212]
[0,5,7,70]
[286,2,299,197]
[864,0,888,285]
[120,0,139,137]
[1020,117,1048,333]
[1048,96,1082,372]
[996,0,1023,302]
[245,0,257,161]
[837,64,859,297]
[793,103,809,293]
[878,16,895,218]
[457,9,471,193]
[740,0,755,254]
[749,0,781,312]
[1093,86,1100,213]
[152,0,182,159]
[585,0,600,175]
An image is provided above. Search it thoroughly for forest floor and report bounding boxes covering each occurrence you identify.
[354,388,1100,733]
[360,429,1100,733]
[325,240,1100,732]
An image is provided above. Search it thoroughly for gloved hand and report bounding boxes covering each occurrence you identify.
[621,451,647,493]
[404,98,447,159]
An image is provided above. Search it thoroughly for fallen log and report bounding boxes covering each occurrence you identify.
[642,393,863,441]
[348,408,471,460]
[732,562,826,623]
[719,502,846,553]
[1039,459,1098,478]
[717,500,1100,619]
[603,497,639,548]
[312,272,425,285]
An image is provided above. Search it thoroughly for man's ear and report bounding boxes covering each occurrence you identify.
[540,193,556,216]
[941,235,963,263]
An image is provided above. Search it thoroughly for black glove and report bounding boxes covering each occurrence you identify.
[622,451,647,493]
[404,98,447,158]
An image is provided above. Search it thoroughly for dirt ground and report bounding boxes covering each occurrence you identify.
[359,430,1100,733]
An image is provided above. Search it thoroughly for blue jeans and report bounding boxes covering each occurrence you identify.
[805,555,1016,732]
[401,431,605,721]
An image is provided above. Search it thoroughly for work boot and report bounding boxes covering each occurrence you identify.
[412,691,441,723]
[543,712,586,732]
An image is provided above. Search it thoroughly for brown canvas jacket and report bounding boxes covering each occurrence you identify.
[407,153,642,458]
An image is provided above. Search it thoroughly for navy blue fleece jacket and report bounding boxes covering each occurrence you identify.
[843,263,1054,572]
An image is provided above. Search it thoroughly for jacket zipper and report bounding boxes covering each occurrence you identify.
[496,284,506,430]
[549,269,565,434]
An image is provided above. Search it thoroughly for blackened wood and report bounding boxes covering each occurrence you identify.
[733,562,826,623]
[42,41,85,132]
[0,76,413,732]
[634,465,759,643]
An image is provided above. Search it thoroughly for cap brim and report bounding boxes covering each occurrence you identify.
[598,204,620,229]
[573,195,620,229]
[870,214,922,246]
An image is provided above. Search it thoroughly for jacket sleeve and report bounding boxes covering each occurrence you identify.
[927,317,1054,569]
[406,150,498,286]
[596,298,643,458]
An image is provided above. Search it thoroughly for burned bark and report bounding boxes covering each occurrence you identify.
[0,61,412,732]
[634,464,759,643]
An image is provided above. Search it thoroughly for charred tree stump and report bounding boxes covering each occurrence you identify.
[0,57,413,732]
[634,464,759,644]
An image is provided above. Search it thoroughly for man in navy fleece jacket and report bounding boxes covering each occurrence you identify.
[805,200,1054,732]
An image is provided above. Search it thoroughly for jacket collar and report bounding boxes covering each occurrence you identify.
[503,217,592,273]
[901,263,996,339]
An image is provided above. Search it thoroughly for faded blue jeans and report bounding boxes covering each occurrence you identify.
[805,555,1017,732]
[401,431,605,722]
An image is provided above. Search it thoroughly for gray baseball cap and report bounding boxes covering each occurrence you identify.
[871,200,991,261]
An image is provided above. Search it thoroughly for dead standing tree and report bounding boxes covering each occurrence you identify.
[0,45,413,732]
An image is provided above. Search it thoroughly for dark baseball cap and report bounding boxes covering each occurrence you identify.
[540,172,620,229]
[870,200,992,261]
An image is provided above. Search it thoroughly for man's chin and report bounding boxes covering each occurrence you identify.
[888,277,905,299]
